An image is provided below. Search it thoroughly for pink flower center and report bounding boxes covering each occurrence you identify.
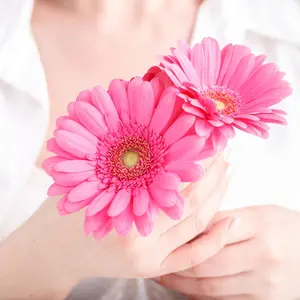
[202,86,242,115]
[96,124,167,189]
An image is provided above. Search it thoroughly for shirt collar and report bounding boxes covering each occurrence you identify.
[0,0,48,107]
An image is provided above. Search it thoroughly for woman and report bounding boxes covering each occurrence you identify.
[0,0,299,299]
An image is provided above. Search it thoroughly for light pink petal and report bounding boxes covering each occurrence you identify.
[233,120,248,129]
[195,119,214,138]
[68,180,104,202]
[218,124,236,139]
[63,196,95,213]
[93,220,113,240]
[172,47,199,84]
[128,79,154,125]
[135,201,158,236]
[160,192,184,220]
[165,161,203,182]
[91,86,119,131]
[86,189,116,216]
[254,113,287,125]
[165,135,205,162]
[182,103,206,118]
[164,114,195,146]
[218,44,250,87]
[55,160,95,173]
[108,79,130,124]
[211,129,229,152]
[42,156,65,175]
[56,117,98,145]
[84,209,108,235]
[112,204,134,236]
[52,170,95,187]
[56,195,69,215]
[162,61,189,86]
[48,183,72,196]
[191,43,205,87]
[149,185,177,208]
[133,188,150,217]
[67,102,80,122]
[197,143,217,160]
[55,130,97,159]
[76,90,92,103]
[47,138,75,159]
[74,101,107,138]
[107,189,132,217]
[235,114,260,122]
[152,172,181,190]
[150,89,176,133]
[208,119,224,127]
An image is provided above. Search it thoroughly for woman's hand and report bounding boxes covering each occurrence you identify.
[158,205,300,300]
[0,155,231,299]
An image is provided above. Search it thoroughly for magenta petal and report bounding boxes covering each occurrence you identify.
[52,170,95,187]
[112,205,134,236]
[86,189,116,216]
[68,181,103,202]
[195,119,214,137]
[108,79,130,124]
[152,172,181,190]
[107,189,132,217]
[182,103,206,118]
[55,130,97,159]
[149,185,177,208]
[133,188,150,217]
[48,183,73,196]
[75,101,107,138]
[64,196,95,213]
[56,195,69,215]
[67,102,80,122]
[150,90,176,133]
[164,114,195,146]
[47,138,75,159]
[93,220,113,240]
[165,161,203,182]
[135,201,158,236]
[150,76,165,107]
[160,192,184,220]
[84,209,108,235]
[165,135,205,162]
[55,160,95,173]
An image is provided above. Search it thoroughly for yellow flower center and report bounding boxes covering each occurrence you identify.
[215,100,226,111]
[122,151,140,168]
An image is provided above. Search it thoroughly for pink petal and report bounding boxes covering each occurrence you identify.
[91,86,119,131]
[68,180,104,202]
[84,209,108,235]
[133,188,150,217]
[150,89,176,133]
[47,138,75,159]
[152,172,181,190]
[162,61,189,86]
[56,195,69,215]
[149,185,177,208]
[128,79,154,126]
[42,156,65,175]
[165,161,203,182]
[112,204,134,236]
[150,76,165,107]
[135,201,158,236]
[48,183,72,196]
[64,196,95,213]
[197,143,217,160]
[160,192,184,220]
[208,119,224,127]
[182,103,206,118]
[93,220,113,240]
[165,135,205,162]
[76,90,92,103]
[164,114,195,146]
[75,101,107,138]
[233,120,248,129]
[254,113,287,125]
[55,130,97,159]
[52,170,95,187]
[107,189,132,217]
[56,117,98,145]
[67,102,80,122]
[211,129,229,152]
[195,119,214,138]
[108,79,130,124]
[86,189,116,216]
[55,160,95,173]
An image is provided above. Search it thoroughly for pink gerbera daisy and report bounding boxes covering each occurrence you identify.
[144,38,292,150]
[43,77,205,239]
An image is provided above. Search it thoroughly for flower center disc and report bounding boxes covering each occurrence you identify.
[215,100,226,111]
[122,151,140,168]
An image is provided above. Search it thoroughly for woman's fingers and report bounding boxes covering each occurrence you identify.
[177,239,258,278]
[158,166,228,253]
[160,217,236,274]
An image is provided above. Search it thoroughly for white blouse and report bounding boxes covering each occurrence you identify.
[0,0,300,240]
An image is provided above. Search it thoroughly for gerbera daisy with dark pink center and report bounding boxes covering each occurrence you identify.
[144,38,292,150]
[43,77,205,239]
